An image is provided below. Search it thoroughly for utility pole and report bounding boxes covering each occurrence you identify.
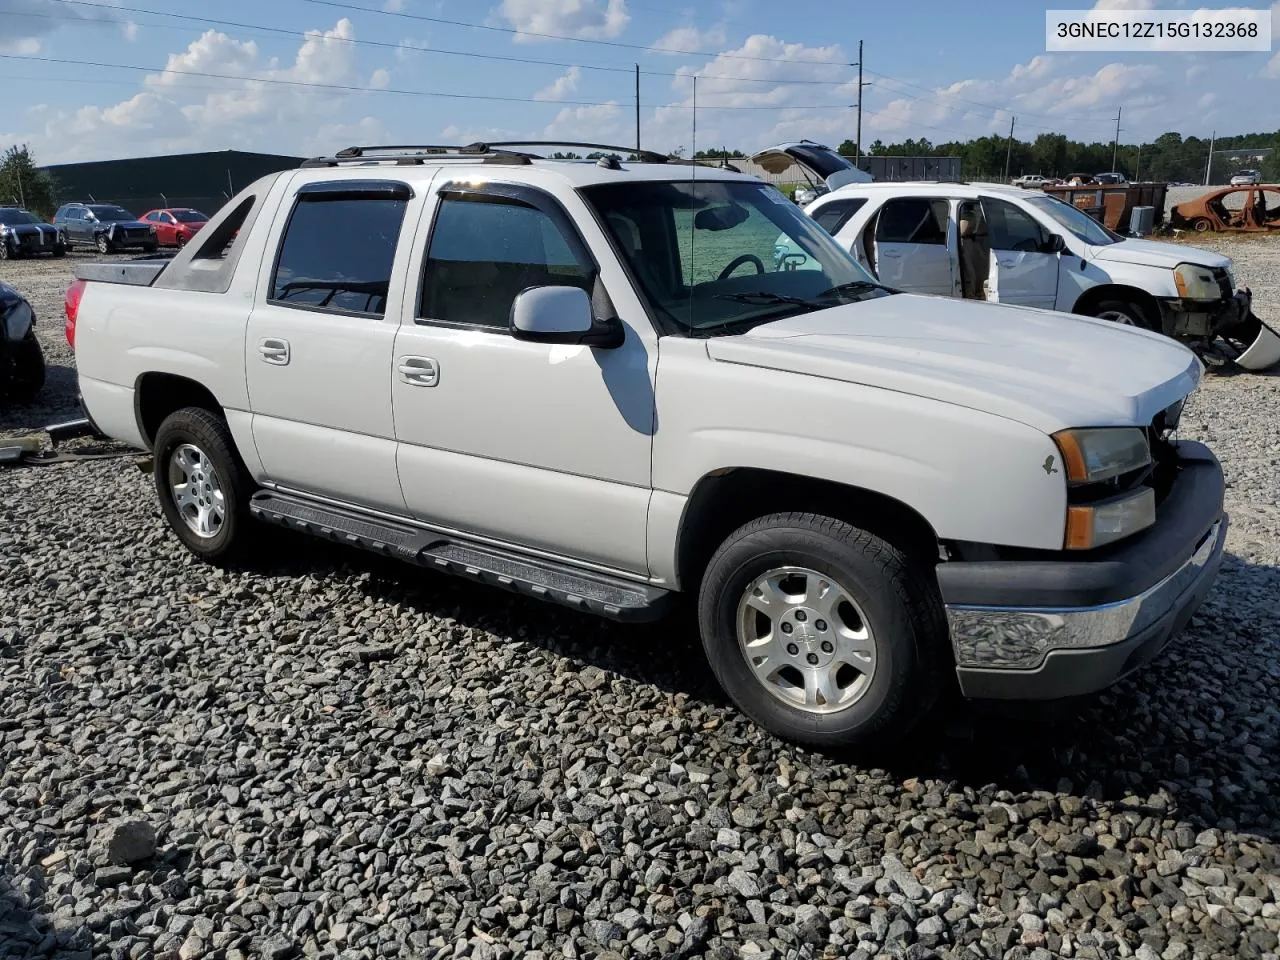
[1111,106,1122,172]
[691,76,697,160]
[1204,130,1215,185]
[1003,116,1015,181]
[852,41,872,163]
[1135,144,1141,181]
[635,64,640,150]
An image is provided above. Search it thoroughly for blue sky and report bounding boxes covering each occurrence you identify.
[1,0,1277,164]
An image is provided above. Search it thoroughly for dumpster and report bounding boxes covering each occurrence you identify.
[1041,181,1170,233]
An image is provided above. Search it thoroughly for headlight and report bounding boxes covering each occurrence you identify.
[1052,427,1151,484]
[1173,263,1220,301]
[1065,488,1156,550]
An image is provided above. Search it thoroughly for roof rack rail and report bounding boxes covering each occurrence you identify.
[481,141,670,164]
[300,143,536,168]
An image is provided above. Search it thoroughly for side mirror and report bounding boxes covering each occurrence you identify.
[510,285,624,349]
[1043,234,1067,254]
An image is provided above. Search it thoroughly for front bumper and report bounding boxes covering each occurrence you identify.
[940,441,1226,700]
[1156,288,1251,339]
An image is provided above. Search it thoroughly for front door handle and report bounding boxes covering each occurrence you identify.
[258,338,290,365]
[397,356,439,387]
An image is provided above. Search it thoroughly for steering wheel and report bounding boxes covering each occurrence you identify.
[718,254,766,281]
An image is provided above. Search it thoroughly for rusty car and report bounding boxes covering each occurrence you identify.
[1170,185,1280,233]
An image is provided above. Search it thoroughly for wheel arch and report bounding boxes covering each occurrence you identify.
[1070,283,1163,326]
[675,467,942,594]
[133,372,225,450]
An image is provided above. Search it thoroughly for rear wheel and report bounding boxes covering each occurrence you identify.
[1190,218,1213,233]
[152,407,255,564]
[697,512,945,749]
[1,331,45,401]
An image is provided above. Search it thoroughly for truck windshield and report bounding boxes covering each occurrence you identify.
[581,179,892,336]
[1027,195,1120,246]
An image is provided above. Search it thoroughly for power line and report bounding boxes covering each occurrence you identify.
[0,51,857,110]
[29,2,856,87]
[294,0,853,65]
[863,68,1117,126]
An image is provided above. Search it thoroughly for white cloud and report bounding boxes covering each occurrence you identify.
[651,24,727,56]
[542,101,623,141]
[0,0,121,53]
[395,38,431,62]
[123,22,139,42]
[383,0,406,10]
[441,122,520,144]
[496,0,629,43]
[304,116,390,157]
[15,19,381,162]
[1091,0,1156,8]
[1265,53,1280,79]
[533,66,581,101]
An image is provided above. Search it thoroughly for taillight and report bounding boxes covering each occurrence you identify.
[64,279,86,350]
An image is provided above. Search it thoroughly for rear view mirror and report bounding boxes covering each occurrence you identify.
[694,203,750,232]
[1043,234,1067,254]
[510,285,623,349]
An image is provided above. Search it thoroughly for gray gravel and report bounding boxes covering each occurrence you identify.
[2,251,1279,960]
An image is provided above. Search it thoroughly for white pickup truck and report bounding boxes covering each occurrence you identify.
[66,142,1227,749]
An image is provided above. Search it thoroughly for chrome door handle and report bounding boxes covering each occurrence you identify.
[397,356,438,387]
[258,338,290,365]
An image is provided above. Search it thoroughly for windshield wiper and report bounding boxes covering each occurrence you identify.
[816,280,892,300]
[715,291,825,308]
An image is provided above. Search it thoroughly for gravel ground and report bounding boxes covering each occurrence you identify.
[1,251,1278,960]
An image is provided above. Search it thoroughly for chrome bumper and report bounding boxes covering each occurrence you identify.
[947,517,1226,688]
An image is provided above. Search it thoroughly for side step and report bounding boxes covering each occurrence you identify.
[249,490,670,623]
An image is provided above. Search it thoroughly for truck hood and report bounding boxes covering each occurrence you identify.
[1091,237,1231,270]
[705,295,1200,433]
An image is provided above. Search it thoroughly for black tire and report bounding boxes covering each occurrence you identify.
[2,332,45,401]
[176,233,188,248]
[95,233,113,255]
[143,243,158,254]
[1190,218,1213,233]
[52,244,66,258]
[1089,298,1158,332]
[152,406,256,564]
[697,512,946,750]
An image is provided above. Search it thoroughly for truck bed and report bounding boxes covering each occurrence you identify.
[74,256,172,287]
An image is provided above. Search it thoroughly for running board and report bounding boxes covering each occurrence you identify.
[249,490,670,622]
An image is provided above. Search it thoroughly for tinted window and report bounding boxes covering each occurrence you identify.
[810,198,866,236]
[89,205,136,221]
[419,196,593,329]
[875,198,949,245]
[270,196,408,317]
[0,209,43,225]
[983,198,1048,252]
[173,210,208,223]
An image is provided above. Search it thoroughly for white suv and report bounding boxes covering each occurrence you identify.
[67,143,1227,749]
[785,181,1278,371]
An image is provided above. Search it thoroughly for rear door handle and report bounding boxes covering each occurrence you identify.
[397,356,439,387]
[258,338,290,365]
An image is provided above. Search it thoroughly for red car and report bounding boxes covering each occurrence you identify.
[139,208,210,247]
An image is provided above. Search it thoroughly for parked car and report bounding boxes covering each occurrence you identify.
[0,281,45,402]
[66,140,1227,750]
[1170,184,1280,233]
[1095,172,1127,185]
[53,203,157,254]
[1230,170,1261,186]
[0,207,66,260]
[783,180,1280,371]
[1012,174,1049,188]
[140,207,210,247]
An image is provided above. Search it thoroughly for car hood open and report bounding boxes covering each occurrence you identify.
[705,295,1200,434]
[1091,237,1231,270]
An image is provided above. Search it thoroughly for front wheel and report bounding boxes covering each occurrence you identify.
[152,407,255,564]
[1090,298,1158,332]
[52,243,66,258]
[95,233,113,255]
[697,513,945,749]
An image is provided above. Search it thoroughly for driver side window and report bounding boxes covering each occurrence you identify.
[982,198,1048,252]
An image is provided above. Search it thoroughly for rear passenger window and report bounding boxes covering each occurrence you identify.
[810,198,866,236]
[270,189,409,317]
[875,198,950,245]
[419,195,594,329]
